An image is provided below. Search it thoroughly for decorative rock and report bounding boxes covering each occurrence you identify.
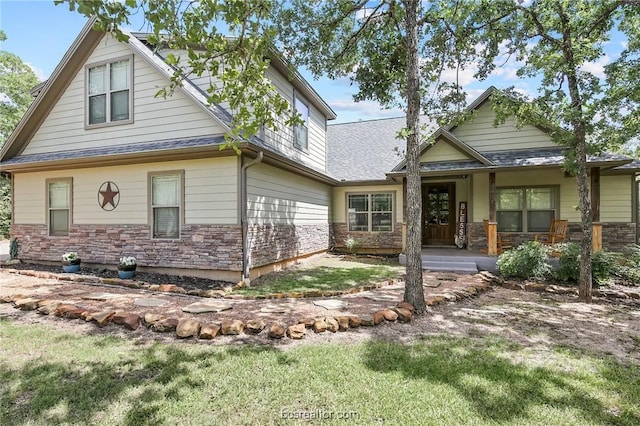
[37,302,61,315]
[199,324,221,340]
[151,318,179,332]
[182,300,233,314]
[627,291,640,299]
[335,316,350,331]
[442,293,459,302]
[221,319,244,335]
[1,294,26,303]
[158,284,178,292]
[379,309,398,322]
[393,307,413,323]
[313,299,348,310]
[324,316,339,333]
[348,316,362,328]
[83,292,125,301]
[199,289,226,298]
[260,304,294,314]
[524,283,546,292]
[426,296,444,306]
[80,310,98,321]
[144,313,165,325]
[14,298,40,311]
[123,314,141,331]
[360,314,375,326]
[397,301,415,313]
[372,311,384,325]
[112,311,129,325]
[299,317,315,328]
[313,319,327,333]
[286,323,307,339]
[92,310,116,327]
[176,319,201,338]
[267,323,286,339]
[245,319,266,334]
[53,304,77,317]
[64,308,86,320]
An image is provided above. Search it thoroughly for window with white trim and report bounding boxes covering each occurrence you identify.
[497,187,557,233]
[150,172,182,239]
[87,58,131,125]
[48,179,71,236]
[293,94,309,150]
[348,193,393,232]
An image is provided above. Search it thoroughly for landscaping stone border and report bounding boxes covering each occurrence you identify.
[1,270,496,342]
[477,271,640,300]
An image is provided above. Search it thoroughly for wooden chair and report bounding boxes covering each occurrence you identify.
[534,219,568,245]
[481,219,514,255]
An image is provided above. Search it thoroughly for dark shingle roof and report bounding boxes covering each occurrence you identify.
[1,135,226,166]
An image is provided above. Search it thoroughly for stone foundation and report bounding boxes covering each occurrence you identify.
[330,223,403,254]
[467,222,637,251]
[247,223,329,268]
[10,224,243,272]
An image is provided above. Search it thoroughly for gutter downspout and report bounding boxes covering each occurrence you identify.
[240,151,263,286]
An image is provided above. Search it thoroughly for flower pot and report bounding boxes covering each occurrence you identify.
[118,268,136,279]
[62,260,81,273]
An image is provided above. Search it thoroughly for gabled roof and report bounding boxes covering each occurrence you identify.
[390,127,492,172]
[0,20,335,166]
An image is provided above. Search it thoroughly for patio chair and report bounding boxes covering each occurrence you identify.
[534,219,568,245]
[481,219,514,255]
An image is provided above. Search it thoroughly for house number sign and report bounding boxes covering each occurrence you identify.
[98,181,120,211]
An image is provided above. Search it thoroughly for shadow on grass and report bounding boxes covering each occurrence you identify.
[0,325,278,425]
[239,266,402,295]
[362,336,640,425]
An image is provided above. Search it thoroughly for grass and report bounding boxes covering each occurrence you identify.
[1,320,639,425]
[233,255,405,296]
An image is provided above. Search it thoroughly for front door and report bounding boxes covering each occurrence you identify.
[422,183,455,245]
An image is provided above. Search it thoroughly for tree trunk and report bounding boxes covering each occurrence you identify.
[402,0,426,313]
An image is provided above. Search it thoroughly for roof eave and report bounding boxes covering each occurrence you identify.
[0,17,101,162]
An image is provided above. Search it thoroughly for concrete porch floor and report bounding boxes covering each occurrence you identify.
[399,247,498,274]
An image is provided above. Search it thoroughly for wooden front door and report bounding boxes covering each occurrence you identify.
[422,183,455,245]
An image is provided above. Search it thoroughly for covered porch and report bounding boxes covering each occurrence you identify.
[399,247,498,274]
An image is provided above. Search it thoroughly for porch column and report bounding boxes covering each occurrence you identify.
[591,167,602,252]
[488,172,498,255]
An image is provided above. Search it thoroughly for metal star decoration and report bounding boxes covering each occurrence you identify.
[98,181,120,211]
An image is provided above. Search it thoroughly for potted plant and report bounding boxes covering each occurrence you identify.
[118,256,137,279]
[62,251,81,273]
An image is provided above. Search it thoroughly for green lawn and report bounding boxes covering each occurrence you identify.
[1,320,638,425]
[233,256,405,296]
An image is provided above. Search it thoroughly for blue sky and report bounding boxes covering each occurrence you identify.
[0,0,629,125]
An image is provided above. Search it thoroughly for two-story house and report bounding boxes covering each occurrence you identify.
[1,19,638,281]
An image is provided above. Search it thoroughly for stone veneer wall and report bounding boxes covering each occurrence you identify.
[11,224,243,271]
[467,222,637,251]
[248,224,329,268]
[330,223,403,254]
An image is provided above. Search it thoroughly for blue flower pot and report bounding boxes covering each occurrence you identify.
[62,263,80,273]
[118,270,136,279]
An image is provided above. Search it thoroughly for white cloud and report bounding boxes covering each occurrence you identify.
[581,55,610,78]
[329,98,404,123]
[27,63,47,82]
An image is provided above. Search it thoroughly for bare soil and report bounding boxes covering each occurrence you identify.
[1,265,639,365]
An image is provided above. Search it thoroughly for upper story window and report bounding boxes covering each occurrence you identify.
[47,178,72,236]
[293,94,309,151]
[497,187,558,233]
[87,57,132,127]
[150,171,183,239]
[348,192,394,232]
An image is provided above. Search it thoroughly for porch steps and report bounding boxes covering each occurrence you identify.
[398,254,479,274]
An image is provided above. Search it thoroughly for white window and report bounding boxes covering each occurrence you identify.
[497,187,558,232]
[87,58,132,126]
[48,179,71,236]
[293,94,309,150]
[348,193,393,232]
[150,172,182,239]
